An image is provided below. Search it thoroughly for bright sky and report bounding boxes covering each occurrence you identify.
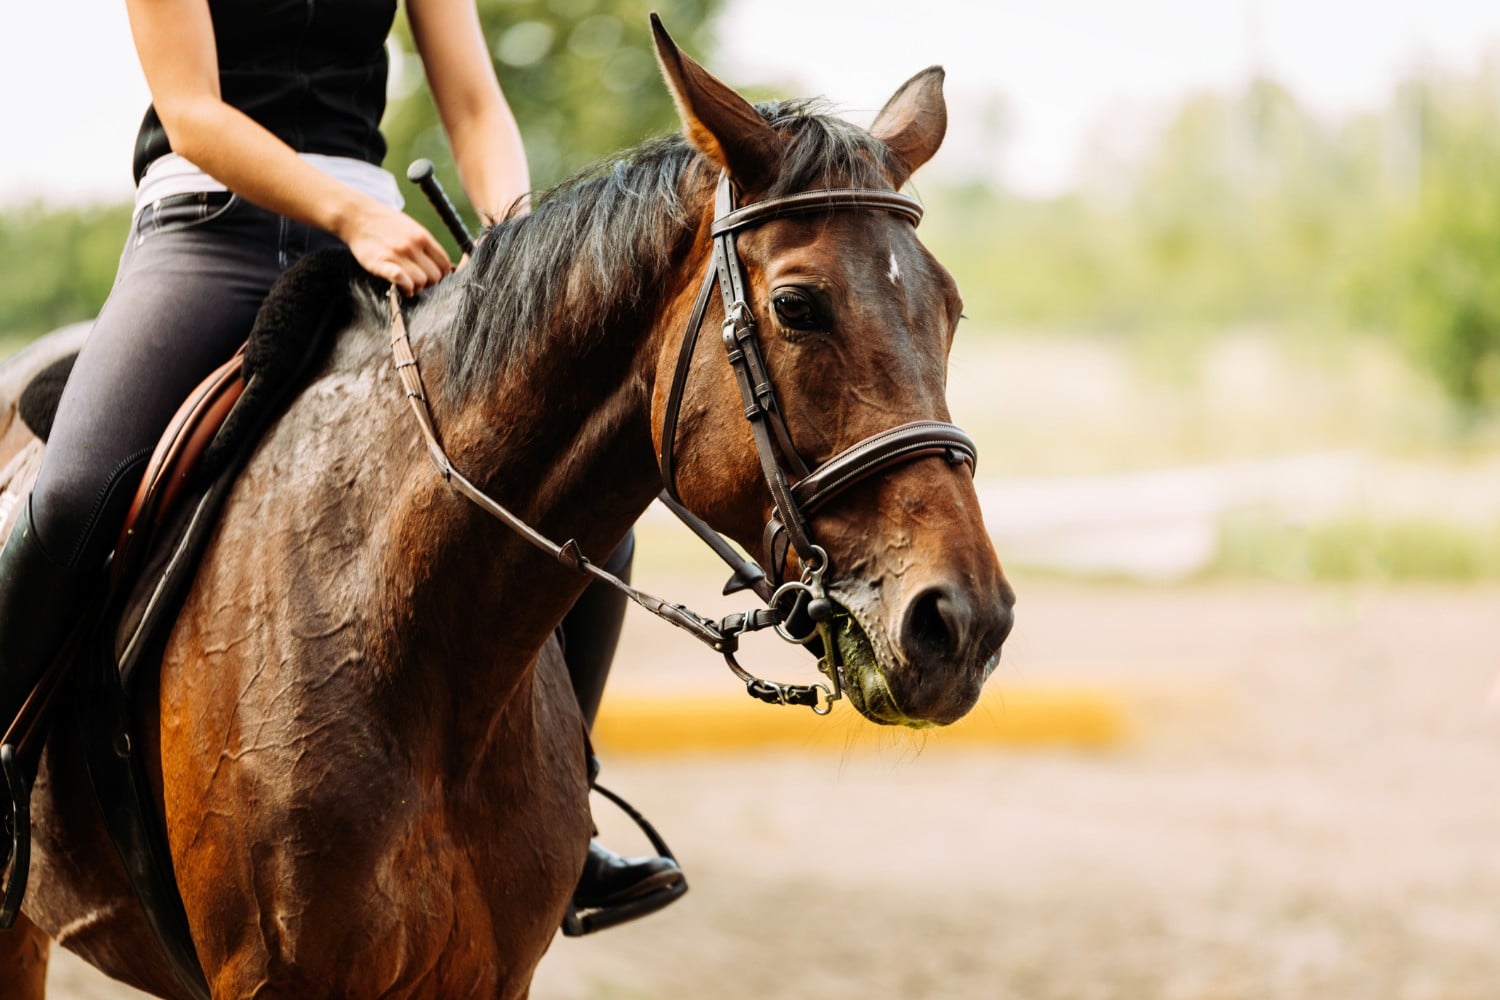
[6,0,1500,206]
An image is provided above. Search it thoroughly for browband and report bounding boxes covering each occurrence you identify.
[712,188,923,236]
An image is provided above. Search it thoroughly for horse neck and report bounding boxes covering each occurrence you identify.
[442,317,664,576]
[384,220,703,744]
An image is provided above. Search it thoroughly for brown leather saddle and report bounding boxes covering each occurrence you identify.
[2,348,247,580]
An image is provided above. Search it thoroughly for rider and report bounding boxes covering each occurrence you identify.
[0,0,683,932]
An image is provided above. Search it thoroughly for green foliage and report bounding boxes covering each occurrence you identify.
[917,65,1500,416]
[922,65,1500,420]
[0,202,132,341]
[1363,69,1500,411]
[383,0,724,249]
[923,80,1386,337]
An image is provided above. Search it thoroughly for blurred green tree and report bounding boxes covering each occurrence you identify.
[0,203,132,342]
[1373,67,1500,411]
[928,80,1382,337]
[384,0,725,250]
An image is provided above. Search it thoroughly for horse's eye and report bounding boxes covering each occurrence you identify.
[772,289,822,331]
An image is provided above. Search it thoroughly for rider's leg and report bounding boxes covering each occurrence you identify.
[561,532,635,727]
[0,194,337,765]
[559,532,687,934]
[0,498,91,741]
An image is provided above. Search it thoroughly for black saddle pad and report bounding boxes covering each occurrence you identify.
[18,354,77,442]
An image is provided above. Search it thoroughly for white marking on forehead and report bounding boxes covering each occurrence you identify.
[887,252,901,285]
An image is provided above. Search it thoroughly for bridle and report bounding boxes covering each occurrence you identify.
[390,172,977,714]
[660,173,977,597]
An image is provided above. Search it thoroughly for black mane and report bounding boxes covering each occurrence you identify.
[443,99,902,401]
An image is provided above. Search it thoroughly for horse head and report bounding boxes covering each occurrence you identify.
[649,19,1015,728]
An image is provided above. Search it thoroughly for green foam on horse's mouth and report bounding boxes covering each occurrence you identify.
[830,608,942,729]
[832,611,879,675]
[831,610,902,726]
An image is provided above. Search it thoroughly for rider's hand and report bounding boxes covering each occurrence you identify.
[340,202,452,296]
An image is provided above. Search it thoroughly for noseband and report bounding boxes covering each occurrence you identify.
[658,173,977,601]
[389,172,977,714]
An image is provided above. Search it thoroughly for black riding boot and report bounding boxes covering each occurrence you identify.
[0,498,92,890]
[0,498,90,741]
[560,532,686,936]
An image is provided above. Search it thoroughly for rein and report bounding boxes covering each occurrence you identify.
[389,288,827,711]
[388,172,977,715]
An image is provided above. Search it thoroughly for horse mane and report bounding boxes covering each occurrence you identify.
[443,98,903,402]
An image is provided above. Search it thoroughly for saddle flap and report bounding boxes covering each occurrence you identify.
[112,352,246,584]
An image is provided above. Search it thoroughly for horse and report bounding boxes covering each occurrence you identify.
[0,18,1014,998]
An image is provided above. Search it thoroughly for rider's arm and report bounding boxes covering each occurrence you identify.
[125,0,451,294]
[408,0,532,223]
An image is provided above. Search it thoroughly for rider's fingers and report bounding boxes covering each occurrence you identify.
[388,261,415,297]
[416,252,446,290]
[422,236,453,278]
[409,242,451,291]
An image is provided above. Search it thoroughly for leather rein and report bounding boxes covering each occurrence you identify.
[389,172,976,714]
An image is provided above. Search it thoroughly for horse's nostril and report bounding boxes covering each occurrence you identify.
[902,586,964,663]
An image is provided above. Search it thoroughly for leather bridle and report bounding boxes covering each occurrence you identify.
[659,173,977,599]
[390,172,977,714]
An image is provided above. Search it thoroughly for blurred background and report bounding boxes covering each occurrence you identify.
[8,0,1500,997]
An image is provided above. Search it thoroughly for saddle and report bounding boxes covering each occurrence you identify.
[0,248,362,1000]
[11,345,245,590]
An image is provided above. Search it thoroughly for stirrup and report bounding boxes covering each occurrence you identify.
[562,874,687,937]
[562,782,686,938]
[0,744,31,930]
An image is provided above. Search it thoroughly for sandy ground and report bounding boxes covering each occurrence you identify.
[43,578,1500,999]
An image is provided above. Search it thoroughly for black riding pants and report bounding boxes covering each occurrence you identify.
[30,192,341,571]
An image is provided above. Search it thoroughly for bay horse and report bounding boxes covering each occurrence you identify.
[0,18,1013,998]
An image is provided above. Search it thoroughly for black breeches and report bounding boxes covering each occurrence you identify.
[29,193,342,570]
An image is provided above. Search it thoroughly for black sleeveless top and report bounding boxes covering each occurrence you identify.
[132,0,398,183]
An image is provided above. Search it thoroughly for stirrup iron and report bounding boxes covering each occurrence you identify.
[562,782,686,937]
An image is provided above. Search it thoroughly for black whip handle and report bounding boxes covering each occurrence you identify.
[406,158,475,255]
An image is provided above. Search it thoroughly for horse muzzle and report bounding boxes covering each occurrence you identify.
[827,578,1014,728]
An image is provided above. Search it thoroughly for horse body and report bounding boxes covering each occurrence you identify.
[152,317,595,996]
[14,293,603,995]
[11,176,672,997]
[2,20,1014,997]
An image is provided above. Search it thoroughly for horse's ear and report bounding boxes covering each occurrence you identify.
[651,13,781,192]
[870,66,948,185]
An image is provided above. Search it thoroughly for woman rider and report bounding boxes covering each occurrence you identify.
[0,0,683,933]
